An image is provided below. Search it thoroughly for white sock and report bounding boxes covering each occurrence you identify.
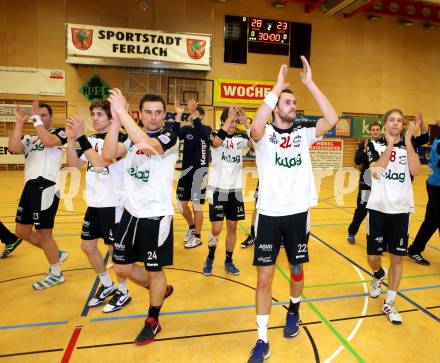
[256,315,269,343]
[385,290,397,304]
[290,296,301,304]
[118,280,128,294]
[98,271,113,288]
[50,262,61,276]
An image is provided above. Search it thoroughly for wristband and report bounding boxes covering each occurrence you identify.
[263,92,278,110]
[77,135,93,152]
[217,129,228,140]
[31,115,44,128]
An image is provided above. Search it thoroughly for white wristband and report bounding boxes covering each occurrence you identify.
[263,92,278,110]
[31,115,44,128]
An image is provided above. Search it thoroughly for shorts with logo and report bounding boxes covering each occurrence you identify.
[208,189,245,222]
[15,177,59,230]
[177,167,208,204]
[112,209,173,271]
[367,209,409,256]
[254,211,310,266]
[81,207,122,245]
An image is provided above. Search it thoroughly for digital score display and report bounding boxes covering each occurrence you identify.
[248,17,290,55]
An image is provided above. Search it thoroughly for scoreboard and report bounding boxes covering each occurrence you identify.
[248,17,289,55]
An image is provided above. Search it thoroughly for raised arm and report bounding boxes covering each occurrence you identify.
[65,121,84,169]
[108,89,165,155]
[29,101,62,147]
[211,106,236,148]
[370,131,395,179]
[413,113,429,147]
[300,57,338,137]
[102,111,127,161]
[172,97,184,136]
[251,65,288,142]
[405,122,421,176]
[187,98,211,140]
[8,105,28,154]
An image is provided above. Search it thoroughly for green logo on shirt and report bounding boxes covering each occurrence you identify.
[221,152,240,164]
[275,152,302,169]
[128,167,150,182]
[383,170,405,183]
[86,162,109,175]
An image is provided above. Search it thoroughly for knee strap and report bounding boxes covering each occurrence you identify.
[290,264,304,282]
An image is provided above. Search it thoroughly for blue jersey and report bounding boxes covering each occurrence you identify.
[428,137,440,187]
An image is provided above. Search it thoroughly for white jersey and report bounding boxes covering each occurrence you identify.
[255,123,322,216]
[122,128,178,218]
[366,137,414,214]
[208,131,248,190]
[21,128,67,183]
[80,133,127,208]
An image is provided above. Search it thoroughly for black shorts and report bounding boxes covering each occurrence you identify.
[367,209,409,256]
[208,189,245,222]
[176,167,208,204]
[15,177,59,230]
[112,210,173,271]
[254,211,310,266]
[81,207,122,245]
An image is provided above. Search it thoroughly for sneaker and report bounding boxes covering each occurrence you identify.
[224,261,240,275]
[88,283,117,307]
[203,256,214,276]
[408,253,430,266]
[369,268,387,298]
[184,235,202,249]
[0,238,22,258]
[248,339,270,363]
[59,250,69,263]
[135,317,161,345]
[164,284,174,299]
[183,228,195,243]
[382,301,403,325]
[347,234,355,244]
[283,311,300,338]
[241,234,255,248]
[32,270,64,290]
[103,289,132,313]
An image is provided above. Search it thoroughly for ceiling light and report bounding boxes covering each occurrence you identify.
[424,22,438,29]
[367,14,381,21]
[398,18,413,26]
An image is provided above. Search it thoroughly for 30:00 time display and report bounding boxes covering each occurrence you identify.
[248,17,289,44]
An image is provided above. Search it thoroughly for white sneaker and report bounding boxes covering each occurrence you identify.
[32,271,65,290]
[88,283,117,307]
[369,268,387,298]
[59,250,69,263]
[382,301,403,324]
[183,228,195,243]
[184,236,202,249]
[103,289,132,313]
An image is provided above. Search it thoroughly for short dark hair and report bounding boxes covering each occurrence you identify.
[220,107,230,124]
[196,105,205,117]
[139,94,166,112]
[276,89,293,107]
[39,102,53,117]
[89,99,111,119]
[368,122,382,131]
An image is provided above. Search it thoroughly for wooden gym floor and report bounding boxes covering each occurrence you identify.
[0,167,439,363]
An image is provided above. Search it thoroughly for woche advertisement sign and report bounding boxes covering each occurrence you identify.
[66,24,211,71]
[214,78,274,105]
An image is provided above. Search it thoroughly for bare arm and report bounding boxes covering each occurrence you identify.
[211,106,235,148]
[8,105,27,154]
[370,131,395,178]
[251,65,288,142]
[299,57,338,137]
[109,89,165,155]
[405,123,421,176]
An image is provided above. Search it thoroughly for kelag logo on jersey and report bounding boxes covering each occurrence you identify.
[221,152,240,163]
[275,152,302,169]
[128,167,150,182]
[25,144,44,158]
[86,162,109,175]
[383,170,405,183]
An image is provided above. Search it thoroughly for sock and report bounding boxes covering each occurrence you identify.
[194,233,201,239]
[208,246,216,259]
[256,315,269,343]
[50,262,61,276]
[148,305,162,322]
[225,251,233,263]
[373,267,385,280]
[250,225,255,237]
[98,271,113,288]
[189,224,195,230]
[385,290,397,304]
[118,280,128,294]
[289,296,301,315]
